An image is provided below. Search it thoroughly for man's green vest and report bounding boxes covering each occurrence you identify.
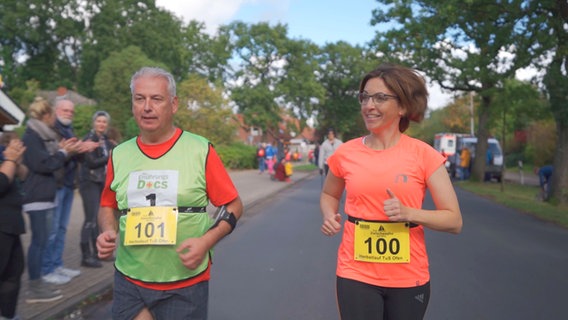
[111,131,213,283]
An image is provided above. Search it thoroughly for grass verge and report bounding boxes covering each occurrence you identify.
[456,180,568,229]
[293,163,318,171]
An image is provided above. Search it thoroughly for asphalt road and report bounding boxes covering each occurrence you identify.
[80,174,567,320]
[210,175,567,320]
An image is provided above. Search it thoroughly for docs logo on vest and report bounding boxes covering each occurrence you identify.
[136,173,169,189]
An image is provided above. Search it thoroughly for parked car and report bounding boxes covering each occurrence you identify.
[456,136,504,182]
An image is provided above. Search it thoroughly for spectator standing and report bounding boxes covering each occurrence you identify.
[313,142,320,166]
[265,143,276,175]
[256,143,266,174]
[459,147,471,180]
[96,67,243,319]
[22,97,80,303]
[319,64,462,319]
[272,158,292,182]
[78,111,115,268]
[318,128,343,176]
[535,165,554,200]
[0,136,28,318]
[41,99,97,285]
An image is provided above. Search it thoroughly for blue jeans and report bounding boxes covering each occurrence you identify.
[258,157,266,172]
[27,208,54,280]
[113,272,209,319]
[42,187,74,275]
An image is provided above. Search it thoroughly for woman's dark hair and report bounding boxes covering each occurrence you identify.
[359,63,428,133]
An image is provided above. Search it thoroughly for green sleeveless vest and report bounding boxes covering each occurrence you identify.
[111,131,214,283]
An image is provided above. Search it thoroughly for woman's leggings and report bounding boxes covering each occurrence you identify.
[79,180,104,245]
[336,276,430,320]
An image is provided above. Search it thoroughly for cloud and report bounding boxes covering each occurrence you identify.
[156,0,249,33]
[156,0,289,34]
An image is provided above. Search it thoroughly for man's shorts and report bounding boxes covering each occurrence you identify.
[112,271,209,319]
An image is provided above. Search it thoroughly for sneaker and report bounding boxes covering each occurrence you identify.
[81,256,103,268]
[42,272,71,285]
[55,266,81,278]
[26,281,63,303]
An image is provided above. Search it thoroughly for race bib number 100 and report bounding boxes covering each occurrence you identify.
[354,221,410,263]
[124,206,178,246]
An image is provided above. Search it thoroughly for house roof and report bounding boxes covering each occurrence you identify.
[38,87,97,106]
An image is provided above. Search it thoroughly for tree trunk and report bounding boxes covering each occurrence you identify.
[551,122,568,204]
[471,93,491,182]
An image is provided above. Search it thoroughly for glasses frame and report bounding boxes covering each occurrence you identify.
[358,92,399,105]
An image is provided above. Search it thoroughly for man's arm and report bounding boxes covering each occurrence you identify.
[176,196,243,270]
[97,206,119,260]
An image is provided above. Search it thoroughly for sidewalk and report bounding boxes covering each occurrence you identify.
[503,169,539,186]
[17,168,315,320]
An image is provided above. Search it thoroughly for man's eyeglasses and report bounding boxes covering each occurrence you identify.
[358,92,398,105]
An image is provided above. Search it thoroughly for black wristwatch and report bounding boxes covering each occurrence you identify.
[211,205,237,234]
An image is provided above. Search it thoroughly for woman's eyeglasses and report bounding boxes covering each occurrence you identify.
[358,92,398,105]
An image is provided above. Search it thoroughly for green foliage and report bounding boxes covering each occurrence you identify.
[0,0,85,89]
[222,22,291,137]
[79,0,189,96]
[525,120,556,167]
[175,74,237,146]
[279,39,326,123]
[215,143,257,169]
[7,80,41,114]
[123,118,140,141]
[73,105,99,138]
[315,42,375,141]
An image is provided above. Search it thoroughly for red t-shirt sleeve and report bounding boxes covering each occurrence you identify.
[100,151,118,209]
[205,145,239,207]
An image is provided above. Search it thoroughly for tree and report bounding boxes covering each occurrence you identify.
[0,0,85,89]
[315,41,375,141]
[80,0,189,96]
[279,39,325,126]
[490,78,550,166]
[370,0,537,182]
[175,74,237,146]
[220,22,290,139]
[535,0,568,203]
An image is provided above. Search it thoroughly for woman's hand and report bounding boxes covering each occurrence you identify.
[321,213,342,236]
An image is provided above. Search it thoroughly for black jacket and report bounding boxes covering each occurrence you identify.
[79,131,114,184]
[0,171,25,235]
[21,127,67,204]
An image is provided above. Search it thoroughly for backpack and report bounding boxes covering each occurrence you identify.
[257,148,265,157]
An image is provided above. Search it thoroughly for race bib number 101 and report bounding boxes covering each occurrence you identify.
[354,221,410,263]
[124,206,178,246]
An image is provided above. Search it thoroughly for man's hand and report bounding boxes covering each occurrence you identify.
[79,140,100,153]
[176,237,209,270]
[97,230,117,260]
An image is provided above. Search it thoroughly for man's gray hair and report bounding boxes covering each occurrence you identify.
[130,67,176,98]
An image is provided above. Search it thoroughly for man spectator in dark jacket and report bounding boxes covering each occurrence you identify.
[41,99,97,285]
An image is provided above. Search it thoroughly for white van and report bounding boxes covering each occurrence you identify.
[457,136,504,182]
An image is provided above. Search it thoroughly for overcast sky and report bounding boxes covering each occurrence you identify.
[155,0,456,109]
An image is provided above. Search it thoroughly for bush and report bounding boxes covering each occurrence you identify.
[215,143,257,170]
